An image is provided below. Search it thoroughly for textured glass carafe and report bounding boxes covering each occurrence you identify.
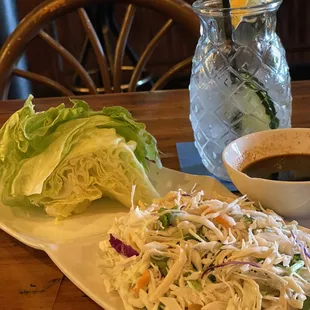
[189,0,292,180]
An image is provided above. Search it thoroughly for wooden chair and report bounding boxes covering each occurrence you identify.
[0,0,199,100]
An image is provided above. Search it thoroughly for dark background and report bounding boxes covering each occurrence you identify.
[7,0,310,97]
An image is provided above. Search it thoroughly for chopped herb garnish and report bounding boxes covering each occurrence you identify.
[243,215,254,225]
[184,227,208,242]
[159,214,169,229]
[291,254,301,266]
[151,256,169,277]
[303,297,310,310]
[158,207,180,229]
[288,261,304,275]
[158,208,172,230]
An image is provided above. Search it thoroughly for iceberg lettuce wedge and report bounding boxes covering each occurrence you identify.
[0,95,161,218]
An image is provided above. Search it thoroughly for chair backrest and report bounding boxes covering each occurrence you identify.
[0,0,200,99]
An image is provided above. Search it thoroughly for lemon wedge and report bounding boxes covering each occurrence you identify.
[230,0,264,28]
[230,0,248,7]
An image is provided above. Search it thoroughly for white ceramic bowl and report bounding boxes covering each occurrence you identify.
[223,128,310,220]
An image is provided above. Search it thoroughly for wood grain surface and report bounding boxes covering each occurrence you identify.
[0,82,309,309]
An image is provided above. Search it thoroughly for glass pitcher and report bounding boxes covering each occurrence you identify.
[189,0,292,180]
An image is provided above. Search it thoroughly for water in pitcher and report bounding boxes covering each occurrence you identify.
[189,0,292,180]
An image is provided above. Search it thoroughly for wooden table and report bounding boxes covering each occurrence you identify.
[0,82,309,309]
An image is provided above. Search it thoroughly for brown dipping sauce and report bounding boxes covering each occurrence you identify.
[242,154,310,182]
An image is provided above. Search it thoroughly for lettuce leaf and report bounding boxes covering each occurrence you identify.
[0,95,161,218]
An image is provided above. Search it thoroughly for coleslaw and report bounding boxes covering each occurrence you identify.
[98,189,310,310]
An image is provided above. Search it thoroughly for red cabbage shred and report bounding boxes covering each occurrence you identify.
[109,234,139,258]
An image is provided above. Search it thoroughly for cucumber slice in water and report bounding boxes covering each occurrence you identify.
[231,74,279,135]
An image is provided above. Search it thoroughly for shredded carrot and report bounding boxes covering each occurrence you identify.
[133,270,150,294]
[188,304,202,310]
[215,215,231,229]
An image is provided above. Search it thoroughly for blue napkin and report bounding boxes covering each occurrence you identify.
[176,142,237,192]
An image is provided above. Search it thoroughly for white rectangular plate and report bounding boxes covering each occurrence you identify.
[0,164,305,309]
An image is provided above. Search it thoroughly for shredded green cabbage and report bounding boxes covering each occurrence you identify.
[99,190,310,310]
